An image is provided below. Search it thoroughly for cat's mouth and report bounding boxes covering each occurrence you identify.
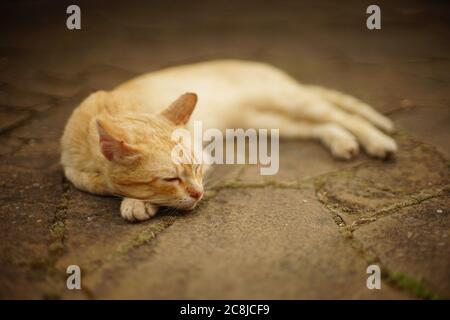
[175,200,200,211]
[179,203,198,211]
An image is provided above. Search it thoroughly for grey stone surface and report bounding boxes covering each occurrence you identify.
[392,106,450,158]
[0,107,30,133]
[68,187,406,299]
[229,140,367,187]
[354,197,450,298]
[315,134,449,225]
[0,82,51,110]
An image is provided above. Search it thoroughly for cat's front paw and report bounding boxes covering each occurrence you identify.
[120,198,158,222]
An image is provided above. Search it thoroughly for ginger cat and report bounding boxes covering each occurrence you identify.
[61,60,396,222]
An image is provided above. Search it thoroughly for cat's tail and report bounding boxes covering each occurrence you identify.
[306,85,394,133]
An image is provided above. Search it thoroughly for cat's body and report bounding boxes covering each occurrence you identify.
[61,60,396,221]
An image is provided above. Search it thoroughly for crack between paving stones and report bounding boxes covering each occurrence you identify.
[0,136,34,158]
[16,175,71,299]
[314,180,447,299]
[49,176,70,259]
[310,139,449,299]
[351,186,449,228]
[78,214,179,298]
[338,228,444,299]
[317,184,449,229]
[202,164,447,299]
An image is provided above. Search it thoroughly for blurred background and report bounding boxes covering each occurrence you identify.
[0,0,449,154]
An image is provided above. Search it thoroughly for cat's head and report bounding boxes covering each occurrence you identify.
[95,92,204,210]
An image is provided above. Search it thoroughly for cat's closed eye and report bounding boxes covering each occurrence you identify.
[162,177,181,183]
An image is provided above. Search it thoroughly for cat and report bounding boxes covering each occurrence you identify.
[60,60,397,222]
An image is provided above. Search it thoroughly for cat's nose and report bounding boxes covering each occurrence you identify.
[188,189,203,200]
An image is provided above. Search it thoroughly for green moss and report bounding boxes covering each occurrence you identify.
[48,178,71,259]
[50,221,65,238]
[385,271,443,300]
[212,179,310,191]
[48,200,68,257]
[113,216,176,259]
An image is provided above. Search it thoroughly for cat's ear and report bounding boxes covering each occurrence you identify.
[161,92,197,125]
[96,118,138,162]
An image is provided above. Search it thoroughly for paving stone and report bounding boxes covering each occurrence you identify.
[0,82,52,110]
[233,140,367,186]
[57,187,137,268]
[0,135,27,156]
[17,71,82,99]
[81,187,408,299]
[77,64,137,91]
[0,140,60,170]
[0,200,55,264]
[10,93,87,140]
[392,106,450,158]
[316,134,450,225]
[0,107,31,134]
[56,187,178,299]
[0,164,63,203]
[354,196,450,298]
[0,167,64,299]
[205,163,244,190]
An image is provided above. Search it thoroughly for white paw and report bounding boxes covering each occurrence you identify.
[374,116,394,134]
[330,137,359,160]
[366,111,395,133]
[120,198,158,222]
[364,134,397,159]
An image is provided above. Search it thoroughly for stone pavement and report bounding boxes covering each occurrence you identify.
[0,0,448,299]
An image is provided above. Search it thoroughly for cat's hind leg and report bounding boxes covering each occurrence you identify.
[120,198,158,222]
[251,112,359,159]
[305,85,394,133]
[263,90,397,158]
[64,167,110,195]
